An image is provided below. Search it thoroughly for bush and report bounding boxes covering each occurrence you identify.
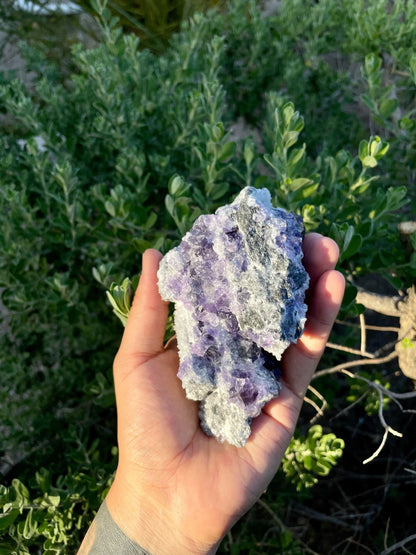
[1,0,415,552]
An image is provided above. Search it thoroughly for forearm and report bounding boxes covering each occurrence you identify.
[77,500,151,555]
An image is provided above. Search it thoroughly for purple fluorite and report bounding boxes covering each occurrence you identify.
[157,186,309,447]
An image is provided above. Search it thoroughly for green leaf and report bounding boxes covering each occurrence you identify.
[289,177,313,192]
[364,53,382,75]
[409,53,416,84]
[144,212,158,230]
[340,233,362,262]
[217,141,236,162]
[46,495,60,507]
[11,479,30,505]
[168,175,184,196]
[0,509,19,530]
[358,139,369,162]
[0,545,18,555]
[359,136,388,168]
[35,469,51,494]
[211,122,224,142]
[283,130,300,149]
[132,238,152,253]
[243,137,255,167]
[22,508,37,540]
[282,102,295,127]
[379,98,398,119]
[304,455,313,471]
[165,194,176,218]
[287,144,306,169]
[369,136,389,159]
[104,200,116,217]
[362,155,377,168]
[361,93,377,112]
[210,182,229,201]
[293,181,319,201]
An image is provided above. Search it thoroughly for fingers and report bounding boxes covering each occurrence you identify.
[302,233,339,299]
[278,232,343,396]
[282,269,345,397]
[117,249,169,362]
[258,268,344,447]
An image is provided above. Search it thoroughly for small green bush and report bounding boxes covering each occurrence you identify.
[282,425,345,491]
[1,0,415,552]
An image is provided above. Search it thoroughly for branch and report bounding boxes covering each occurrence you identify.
[380,533,416,555]
[305,384,327,422]
[313,365,416,464]
[355,288,403,317]
[312,350,399,380]
[360,313,367,353]
[335,320,400,332]
[326,341,375,358]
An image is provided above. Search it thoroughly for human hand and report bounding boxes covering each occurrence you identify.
[103,233,345,555]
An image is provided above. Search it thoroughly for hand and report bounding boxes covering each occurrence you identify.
[105,233,345,555]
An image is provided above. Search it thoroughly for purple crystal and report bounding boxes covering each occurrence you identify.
[157,186,309,447]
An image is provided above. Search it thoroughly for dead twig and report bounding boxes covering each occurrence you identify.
[313,350,399,380]
[335,320,400,333]
[314,365,416,464]
[305,384,327,422]
[326,341,375,358]
[380,533,416,555]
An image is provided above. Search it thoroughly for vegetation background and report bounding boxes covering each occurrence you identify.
[0,0,415,553]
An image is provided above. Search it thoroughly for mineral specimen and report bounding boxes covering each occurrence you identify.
[157,186,309,447]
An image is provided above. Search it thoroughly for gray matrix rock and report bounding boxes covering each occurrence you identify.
[157,186,309,447]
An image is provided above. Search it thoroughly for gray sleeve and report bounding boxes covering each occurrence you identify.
[83,499,152,555]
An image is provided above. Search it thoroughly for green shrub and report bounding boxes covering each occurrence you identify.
[282,425,345,491]
[1,0,415,552]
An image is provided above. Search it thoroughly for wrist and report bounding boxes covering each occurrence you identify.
[78,499,152,555]
[106,475,220,555]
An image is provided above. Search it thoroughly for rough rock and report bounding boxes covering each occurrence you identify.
[157,186,309,446]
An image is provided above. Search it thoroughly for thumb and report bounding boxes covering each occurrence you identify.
[116,249,169,369]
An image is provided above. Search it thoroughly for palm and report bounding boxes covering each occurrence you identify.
[116,337,315,548]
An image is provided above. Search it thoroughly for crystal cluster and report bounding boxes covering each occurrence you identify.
[157,186,309,447]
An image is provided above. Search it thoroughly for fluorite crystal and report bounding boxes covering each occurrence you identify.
[157,186,309,447]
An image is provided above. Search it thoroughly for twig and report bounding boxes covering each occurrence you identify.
[333,368,403,464]
[306,384,327,421]
[332,392,368,420]
[360,313,367,354]
[312,350,399,380]
[313,365,416,464]
[304,395,325,419]
[335,320,400,332]
[345,538,377,555]
[380,533,416,555]
[326,342,375,358]
[362,429,391,465]
[348,373,402,465]
[384,517,391,551]
[257,499,285,531]
[291,503,362,531]
[363,324,400,332]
